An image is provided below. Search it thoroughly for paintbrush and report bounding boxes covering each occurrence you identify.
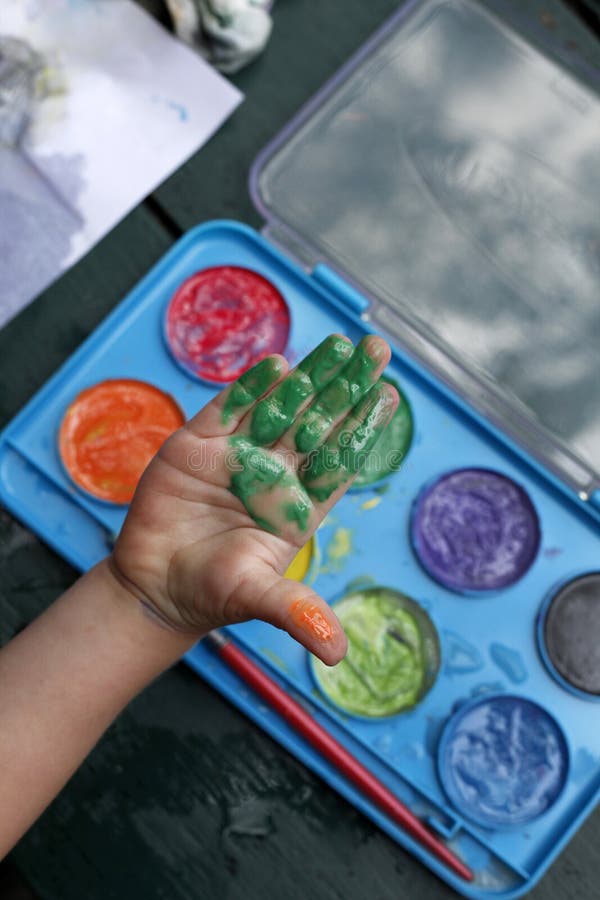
[206,629,473,883]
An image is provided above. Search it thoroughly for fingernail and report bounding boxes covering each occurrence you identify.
[368,337,388,363]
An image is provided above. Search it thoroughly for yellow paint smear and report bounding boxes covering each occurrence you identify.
[361,496,382,511]
[285,537,315,582]
[322,527,353,573]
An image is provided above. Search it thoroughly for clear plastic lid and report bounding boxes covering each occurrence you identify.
[251,0,600,499]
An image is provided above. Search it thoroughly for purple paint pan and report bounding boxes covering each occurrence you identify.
[411,468,540,593]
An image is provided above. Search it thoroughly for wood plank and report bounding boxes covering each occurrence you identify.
[10,653,600,900]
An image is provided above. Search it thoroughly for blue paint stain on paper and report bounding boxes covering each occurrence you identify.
[151,94,189,121]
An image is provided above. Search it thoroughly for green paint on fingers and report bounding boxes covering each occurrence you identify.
[297,335,354,391]
[224,338,393,534]
[250,369,313,444]
[353,376,413,488]
[295,340,383,453]
[249,335,353,445]
[221,356,282,424]
[302,382,395,501]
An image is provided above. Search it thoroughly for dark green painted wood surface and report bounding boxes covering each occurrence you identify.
[1,1,599,898]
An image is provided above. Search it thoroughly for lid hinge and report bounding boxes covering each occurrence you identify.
[589,490,600,513]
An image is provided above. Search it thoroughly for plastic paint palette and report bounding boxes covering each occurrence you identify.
[1,2,600,897]
[1,219,598,897]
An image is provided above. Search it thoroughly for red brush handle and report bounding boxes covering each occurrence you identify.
[211,633,472,882]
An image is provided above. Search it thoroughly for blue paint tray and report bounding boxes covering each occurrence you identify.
[1,1,600,896]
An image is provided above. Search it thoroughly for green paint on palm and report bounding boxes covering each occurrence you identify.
[229,436,286,493]
[284,498,311,532]
[249,335,353,445]
[221,356,282,424]
[228,436,312,534]
[295,340,382,453]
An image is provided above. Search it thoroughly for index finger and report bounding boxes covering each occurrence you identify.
[185,354,288,438]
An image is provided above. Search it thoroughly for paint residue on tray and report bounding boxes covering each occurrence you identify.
[360,496,381,511]
[443,630,483,675]
[490,642,527,684]
[320,527,353,573]
[260,648,291,674]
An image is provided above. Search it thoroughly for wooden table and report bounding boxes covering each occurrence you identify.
[1,2,599,898]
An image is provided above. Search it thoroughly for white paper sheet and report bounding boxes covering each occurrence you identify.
[0,0,243,327]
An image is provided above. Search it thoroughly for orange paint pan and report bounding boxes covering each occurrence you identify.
[58,379,185,504]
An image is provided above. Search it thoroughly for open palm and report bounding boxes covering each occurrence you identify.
[112,335,397,664]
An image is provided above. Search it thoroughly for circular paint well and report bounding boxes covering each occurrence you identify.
[538,573,600,698]
[438,694,569,829]
[165,266,290,384]
[311,586,440,718]
[411,468,540,593]
[59,379,185,505]
[352,376,413,490]
[285,537,316,583]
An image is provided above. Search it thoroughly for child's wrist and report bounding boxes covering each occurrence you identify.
[93,558,204,660]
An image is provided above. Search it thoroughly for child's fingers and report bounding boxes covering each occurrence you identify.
[237,335,354,447]
[301,380,398,509]
[228,572,347,665]
[185,355,288,438]
[278,335,391,457]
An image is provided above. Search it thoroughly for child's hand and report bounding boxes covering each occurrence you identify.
[112,335,397,664]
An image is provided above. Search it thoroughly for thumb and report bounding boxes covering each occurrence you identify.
[229,571,347,666]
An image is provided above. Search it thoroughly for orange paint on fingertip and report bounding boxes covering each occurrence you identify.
[289,599,334,642]
[59,379,184,504]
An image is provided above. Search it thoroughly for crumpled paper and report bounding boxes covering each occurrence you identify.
[165,0,274,74]
[0,36,64,148]
[0,37,44,148]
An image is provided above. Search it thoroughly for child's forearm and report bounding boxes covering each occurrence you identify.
[0,559,199,859]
